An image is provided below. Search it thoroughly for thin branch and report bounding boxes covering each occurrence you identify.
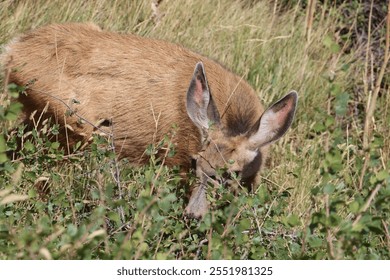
[382,219,390,250]
[195,239,208,260]
[352,184,382,227]
[1,62,11,103]
[359,0,390,189]
[305,0,316,42]
[220,72,246,120]
[325,194,336,259]
[108,121,126,226]
[33,89,112,136]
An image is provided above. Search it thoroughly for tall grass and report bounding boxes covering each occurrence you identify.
[0,0,389,259]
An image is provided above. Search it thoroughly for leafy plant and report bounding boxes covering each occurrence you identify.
[0,0,389,260]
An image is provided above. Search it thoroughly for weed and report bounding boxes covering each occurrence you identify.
[0,0,389,259]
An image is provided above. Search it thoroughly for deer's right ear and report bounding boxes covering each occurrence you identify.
[186,62,220,133]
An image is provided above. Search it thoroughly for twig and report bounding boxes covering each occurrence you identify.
[258,182,288,230]
[382,219,390,250]
[221,206,246,238]
[32,89,112,136]
[117,196,158,258]
[252,207,262,237]
[32,89,126,226]
[108,121,126,226]
[149,142,171,196]
[352,184,382,227]
[207,218,213,260]
[1,63,11,103]
[63,112,71,155]
[149,102,168,195]
[359,0,390,189]
[153,229,165,259]
[220,72,246,120]
[305,0,316,42]
[257,175,284,189]
[246,35,292,45]
[96,172,110,254]
[325,194,336,259]
[195,239,208,260]
[15,82,127,227]
[151,0,164,25]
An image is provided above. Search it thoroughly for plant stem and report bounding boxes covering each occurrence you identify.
[359,0,390,189]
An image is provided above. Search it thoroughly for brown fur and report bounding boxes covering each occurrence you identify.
[2,23,297,218]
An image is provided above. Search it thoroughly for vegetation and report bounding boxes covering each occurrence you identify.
[0,0,389,259]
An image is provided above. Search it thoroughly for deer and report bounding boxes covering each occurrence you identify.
[1,23,298,218]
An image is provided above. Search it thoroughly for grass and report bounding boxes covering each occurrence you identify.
[0,0,389,259]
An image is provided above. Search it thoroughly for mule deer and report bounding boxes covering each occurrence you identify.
[2,23,297,218]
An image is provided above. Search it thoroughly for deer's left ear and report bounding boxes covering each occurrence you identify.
[186,62,220,133]
[249,91,298,147]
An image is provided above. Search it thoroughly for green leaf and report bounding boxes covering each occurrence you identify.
[23,141,35,152]
[156,253,168,260]
[376,170,389,182]
[287,214,300,226]
[308,236,323,248]
[323,184,335,194]
[257,185,269,204]
[50,142,60,150]
[325,116,335,128]
[352,221,364,232]
[239,218,251,231]
[348,201,360,214]
[325,150,343,173]
[158,193,176,213]
[335,92,349,116]
[311,186,321,195]
[313,122,326,133]
[5,102,23,121]
[330,83,342,96]
[7,83,24,97]
[107,212,121,225]
[67,224,78,237]
[0,136,7,164]
[323,35,340,53]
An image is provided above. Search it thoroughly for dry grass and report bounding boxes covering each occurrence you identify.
[0,0,389,259]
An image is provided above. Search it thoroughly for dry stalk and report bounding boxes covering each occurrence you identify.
[324,194,336,259]
[96,171,110,254]
[352,183,382,228]
[108,121,127,226]
[34,89,126,226]
[1,64,11,104]
[221,206,245,238]
[382,219,390,250]
[114,196,159,259]
[151,0,163,25]
[207,216,213,260]
[153,229,165,259]
[359,0,390,189]
[305,0,316,42]
[195,239,209,260]
[12,82,126,227]
[258,181,288,231]
[33,89,112,136]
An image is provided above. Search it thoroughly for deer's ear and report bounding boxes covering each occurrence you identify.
[186,62,220,132]
[249,91,298,147]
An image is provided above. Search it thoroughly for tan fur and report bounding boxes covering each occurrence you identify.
[3,23,297,218]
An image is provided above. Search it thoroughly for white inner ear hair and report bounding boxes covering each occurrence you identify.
[250,109,279,146]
